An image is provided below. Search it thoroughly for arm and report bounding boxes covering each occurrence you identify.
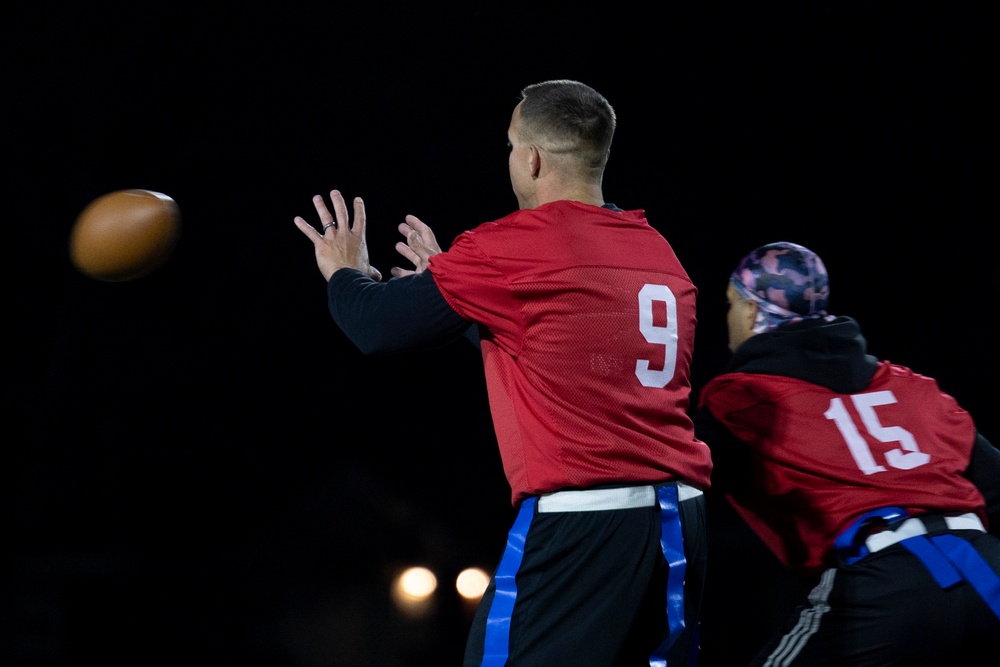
[965,431,1000,535]
[692,405,754,496]
[692,402,798,572]
[294,190,474,354]
[327,269,472,355]
[390,211,481,349]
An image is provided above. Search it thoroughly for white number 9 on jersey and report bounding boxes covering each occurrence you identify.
[635,283,678,388]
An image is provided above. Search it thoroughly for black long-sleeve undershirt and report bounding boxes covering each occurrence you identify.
[968,432,1000,532]
[326,268,475,355]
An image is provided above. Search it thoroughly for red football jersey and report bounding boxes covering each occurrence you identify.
[700,361,984,574]
[428,200,712,506]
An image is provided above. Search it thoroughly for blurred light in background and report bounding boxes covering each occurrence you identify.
[390,564,490,619]
[456,567,490,601]
[392,566,437,619]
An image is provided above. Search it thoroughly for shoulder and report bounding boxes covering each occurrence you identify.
[875,361,946,391]
[700,372,768,406]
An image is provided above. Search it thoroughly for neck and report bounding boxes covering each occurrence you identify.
[531,181,604,208]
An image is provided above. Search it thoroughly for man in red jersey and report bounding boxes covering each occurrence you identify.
[694,241,1000,666]
[294,80,712,666]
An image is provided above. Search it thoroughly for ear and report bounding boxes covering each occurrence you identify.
[743,299,759,329]
[528,145,542,179]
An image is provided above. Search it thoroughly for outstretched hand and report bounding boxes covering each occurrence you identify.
[392,214,443,277]
[293,190,382,282]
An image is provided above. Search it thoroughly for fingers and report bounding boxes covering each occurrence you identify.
[398,216,424,240]
[402,215,442,254]
[299,190,367,237]
[293,216,322,242]
[295,191,341,238]
[398,222,429,250]
[325,190,367,234]
[313,192,338,229]
[395,240,420,264]
[405,214,431,232]
[391,267,416,278]
[351,195,367,235]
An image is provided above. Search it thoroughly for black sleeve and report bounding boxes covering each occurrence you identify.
[326,268,473,355]
[463,323,482,349]
[965,431,1000,535]
[691,405,754,496]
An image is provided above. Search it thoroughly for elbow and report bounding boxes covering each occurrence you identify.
[354,341,389,356]
[350,334,405,356]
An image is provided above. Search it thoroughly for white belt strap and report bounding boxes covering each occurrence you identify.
[537,482,703,513]
[865,512,985,554]
[677,481,704,502]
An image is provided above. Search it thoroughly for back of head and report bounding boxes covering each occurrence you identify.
[518,80,616,173]
[730,241,834,333]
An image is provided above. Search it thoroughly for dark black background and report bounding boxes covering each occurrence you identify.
[7,4,998,666]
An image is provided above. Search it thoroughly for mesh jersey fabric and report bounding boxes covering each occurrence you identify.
[428,199,712,506]
[699,360,983,574]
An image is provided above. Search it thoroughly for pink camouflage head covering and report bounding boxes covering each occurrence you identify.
[730,241,836,334]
